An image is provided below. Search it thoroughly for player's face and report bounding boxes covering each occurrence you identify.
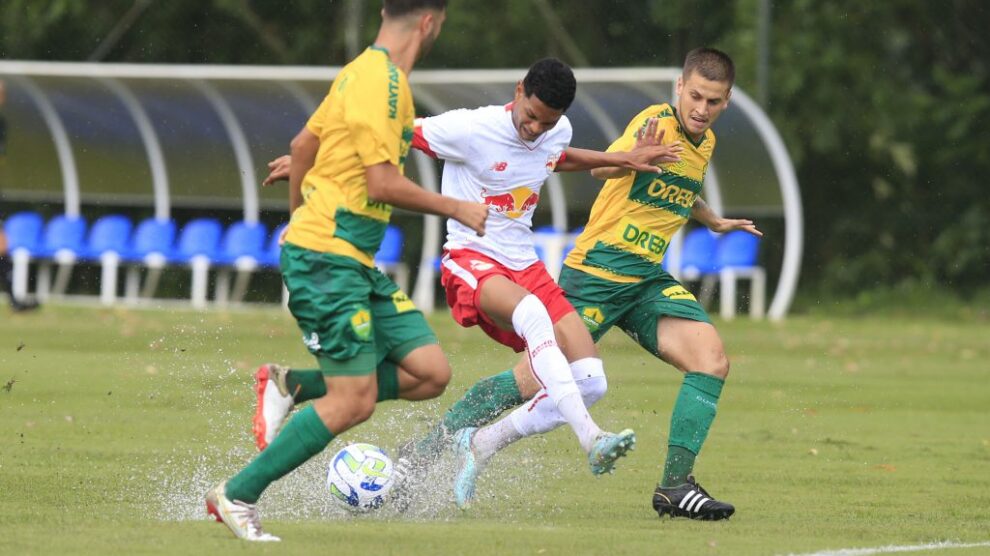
[416,9,446,61]
[675,71,732,140]
[511,82,564,142]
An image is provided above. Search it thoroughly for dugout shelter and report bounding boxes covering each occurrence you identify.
[0,62,802,319]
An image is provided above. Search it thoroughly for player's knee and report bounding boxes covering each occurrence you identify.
[571,357,607,405]
[577,375,608,406]
[423,360,452,399]
[350,395,377,425]
[700,350,730,380]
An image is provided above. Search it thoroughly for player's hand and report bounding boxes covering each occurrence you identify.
[262,155,292,186]
[452,201,488,237]
[709,217,763,237]
[629,121,682,173]
[278,224,290,245]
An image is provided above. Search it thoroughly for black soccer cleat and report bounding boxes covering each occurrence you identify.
[652,476,735,521]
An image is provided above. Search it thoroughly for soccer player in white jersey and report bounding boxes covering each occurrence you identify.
[257,58,681,508]
[407,57,683,506]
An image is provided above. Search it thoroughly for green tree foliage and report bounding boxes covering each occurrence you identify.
[1,0,987,295]
[768,0,990,294]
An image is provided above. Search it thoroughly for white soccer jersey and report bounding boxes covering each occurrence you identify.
[414,103,572,270]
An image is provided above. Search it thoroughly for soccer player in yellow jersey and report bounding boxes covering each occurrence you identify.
[404,48,761,520]
[206,0,489,542]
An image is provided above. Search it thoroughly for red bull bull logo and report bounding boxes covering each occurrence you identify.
[483,186,539,219]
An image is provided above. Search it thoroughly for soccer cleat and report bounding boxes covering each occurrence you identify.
[252,364,293,451]
[205,482,280,542]
[652,476,735,520]
[451,427,483,509]
[588,428,637,475]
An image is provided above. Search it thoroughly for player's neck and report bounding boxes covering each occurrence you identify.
[373,27,420,75]
[673,107,705,145]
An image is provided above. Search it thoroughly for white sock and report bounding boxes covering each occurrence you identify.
[511,296,601,451]
[509,358,608,448]
[472,416,524,462]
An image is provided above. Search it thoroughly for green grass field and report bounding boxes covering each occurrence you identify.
[1,305,988,555]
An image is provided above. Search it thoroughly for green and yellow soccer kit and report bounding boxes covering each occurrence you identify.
[282,46,434,375]
[562,103,715,356]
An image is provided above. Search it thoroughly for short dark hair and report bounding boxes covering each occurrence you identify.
[683,47,735,86]
[383,0,446,18]
[522,58,576,112]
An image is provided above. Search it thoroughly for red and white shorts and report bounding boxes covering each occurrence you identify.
[440,249,574,352]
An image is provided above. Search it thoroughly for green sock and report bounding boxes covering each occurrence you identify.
[286,369,326,403]
[286,361,397,404]
[415,369,523,456]
[661,372,724,488]
[225,405,333,503]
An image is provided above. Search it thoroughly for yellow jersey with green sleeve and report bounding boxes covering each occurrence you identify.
[563,103,715,283]
[284,45,415,267]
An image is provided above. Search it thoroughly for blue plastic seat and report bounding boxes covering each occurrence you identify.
[375,225,404,265]
[81,215,132,260]
[562,225,585,261]
[36,215,87,258]
[714,230,766,320]
[3,212,44,254]
[216,221,267,266]
[29,215,87,300]
[375,225,409,291]
[214,221,269,306]
[680,228,720,277]
[261,223,288,268]
[77,215,133,306]
[124,218,176,262]
[716,230,760,268]
[168,218,222,263]
[3,212,44,301]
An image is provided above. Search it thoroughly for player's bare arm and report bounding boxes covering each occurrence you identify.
[691,197,763,237]
[589,118,681,180]
[288,128,320,213]
[365,162,488,236]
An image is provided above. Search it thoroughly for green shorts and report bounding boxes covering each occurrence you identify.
[558,265,711,358]
[281,243,437,376]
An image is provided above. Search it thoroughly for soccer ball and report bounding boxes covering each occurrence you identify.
[326,443,395,512]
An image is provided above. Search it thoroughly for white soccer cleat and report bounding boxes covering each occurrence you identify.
[252,363,293,451]
[205,482,280,542]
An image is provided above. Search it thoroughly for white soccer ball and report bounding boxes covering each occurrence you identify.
[326,443,394,512]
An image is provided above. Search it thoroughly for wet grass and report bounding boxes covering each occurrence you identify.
[1,305,988,555]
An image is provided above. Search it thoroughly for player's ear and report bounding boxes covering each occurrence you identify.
[419,11,434,35]
[514,81,525,102]
[675,75,684,98]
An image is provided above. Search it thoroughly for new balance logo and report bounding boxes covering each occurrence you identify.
[491,161,508,172]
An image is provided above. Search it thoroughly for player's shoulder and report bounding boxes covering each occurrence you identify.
[546,114,573,144]
[471,103,511,123]
[338,47,403,89]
